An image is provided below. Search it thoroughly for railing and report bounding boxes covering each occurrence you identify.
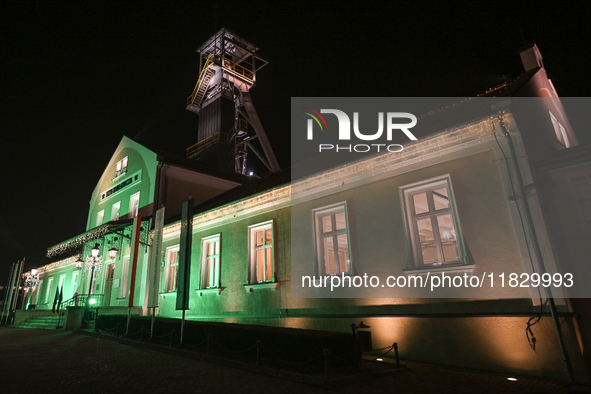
[56,294,104,328]
[187,53,215,107]
[221,56,253,81]
[186,54,254,108]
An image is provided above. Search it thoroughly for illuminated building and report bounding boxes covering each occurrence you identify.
[17,35,591,383]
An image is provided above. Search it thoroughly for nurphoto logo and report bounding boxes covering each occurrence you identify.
[303,108,418,153]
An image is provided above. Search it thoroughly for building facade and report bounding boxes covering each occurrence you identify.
[19,43,591,383]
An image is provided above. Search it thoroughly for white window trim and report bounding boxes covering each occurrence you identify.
[200,234,221,290]
[247,220,275,285]
[129,192,140,218]
[71,272,79,297]
[58,274,66,294]
[400,175,468,272]
[549,111,571,148]
[164,245,180,293]
[119,256,130,298]
[96,210,104,227]
[112,201,121,221]
[114,156,129,179]
[312,202,353,276]
[45,277,53,304]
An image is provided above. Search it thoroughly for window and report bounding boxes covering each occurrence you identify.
[201,235,220,289]
[248,221,274,284]
[401,176,464,268]
[96,210,104,227]
[58,275,66,294]
[313,202,352,275]
[112,201,121,221]
[71,272,79,297]
[549,111,571,148]
[120,257,129,298]
[45,277,53,304]
[129,192,140,217]
[32,280,42,304]
[115,156,128,178]
[165,246,180,292]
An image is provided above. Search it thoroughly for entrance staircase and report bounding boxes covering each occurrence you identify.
[14,314,62,330]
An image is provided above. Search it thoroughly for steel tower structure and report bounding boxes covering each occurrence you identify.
[186,28,280,175]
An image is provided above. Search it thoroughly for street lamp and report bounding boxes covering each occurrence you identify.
[23,269,40,290]
[22,269,40,310]
[85,243,103,295]
[108,247,118,260]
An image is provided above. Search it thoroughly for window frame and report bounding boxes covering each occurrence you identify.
[312,202,353,276]
[112,201,121,221]
[45,277,53,304]
[96,210,104,227]
[71,272,79,297]
[164,245,180,292]
[129,192,140,218]
[549,110,571,148]
[200,234,221,289]
[400,175,466,270]
[115,156,129,178]
[247,220,275,284]
[119,257,130,298]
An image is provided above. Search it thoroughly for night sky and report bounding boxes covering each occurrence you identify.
[2,1,590,284]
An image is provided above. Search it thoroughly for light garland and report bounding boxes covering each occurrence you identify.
[46,226,110,258]
[38,256,80,274]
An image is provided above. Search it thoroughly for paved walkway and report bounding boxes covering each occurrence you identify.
[0,327,588,394]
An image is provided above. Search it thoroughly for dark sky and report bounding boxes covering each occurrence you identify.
[1,1,590,283]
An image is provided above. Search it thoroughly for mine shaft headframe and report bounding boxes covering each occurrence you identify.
[197,27,268,86]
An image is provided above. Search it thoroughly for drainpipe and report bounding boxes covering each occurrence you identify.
[498,113,575,383]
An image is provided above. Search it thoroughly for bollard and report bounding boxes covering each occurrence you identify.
[256,340,261,365]
[323,349,330,379]
[206,334,211,355]
[393,342,399,367]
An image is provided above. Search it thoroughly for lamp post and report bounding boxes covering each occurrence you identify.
[22,269,40,309]
[85,243,103,295]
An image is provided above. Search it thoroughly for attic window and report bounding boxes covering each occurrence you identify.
[115,156,129,178]
[549,111,571,148]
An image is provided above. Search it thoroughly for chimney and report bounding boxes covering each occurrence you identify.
[519,43,544,72]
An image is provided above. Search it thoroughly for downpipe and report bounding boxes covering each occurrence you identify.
[498,113,575,383]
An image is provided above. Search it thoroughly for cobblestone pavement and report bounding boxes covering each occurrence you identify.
[1,327,588,394]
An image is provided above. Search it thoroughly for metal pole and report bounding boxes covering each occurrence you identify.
[5,262,20,324]
[0,263,16,324]
[88,265,95,295]
[180,309,185,345]
[150,308,156,340]
[499,117,574,383]
[126,307,131,335]
[11,260,25,314]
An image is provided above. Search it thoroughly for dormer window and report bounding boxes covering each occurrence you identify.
[115,156,129,178]
[549,111,571,148]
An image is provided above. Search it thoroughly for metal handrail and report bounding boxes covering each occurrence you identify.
[187,53,215,107]
[56,294,104,328]
[221,57,253,81]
